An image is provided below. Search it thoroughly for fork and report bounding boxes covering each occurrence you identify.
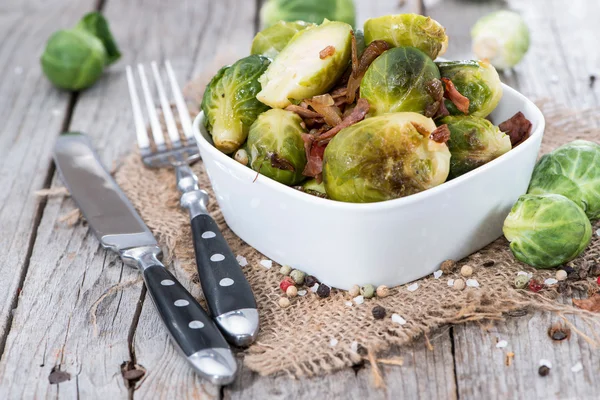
[126,61,259,347]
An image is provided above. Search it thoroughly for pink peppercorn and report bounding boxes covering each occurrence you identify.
[597,276,600,285]
[280,277,295,292]
[528,279,544,293]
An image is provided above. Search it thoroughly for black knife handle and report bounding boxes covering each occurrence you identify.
[191,214,257,316]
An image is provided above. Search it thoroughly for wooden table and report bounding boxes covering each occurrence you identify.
[1,0,599,398]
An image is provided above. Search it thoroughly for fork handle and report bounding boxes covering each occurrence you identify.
[190,214,259,347]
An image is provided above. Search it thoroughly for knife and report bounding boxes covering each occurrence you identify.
[53,132,237,385]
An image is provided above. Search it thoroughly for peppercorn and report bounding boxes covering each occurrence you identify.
[317,284,331,298]
[538,365,550,377]
[278,297,291,308]
[460,265,473,277]
[286,286,298,298]
[514,274,529,289]
[548,323,570,341]
[556,270,568,281]
[279,265,292,276]
[371,305,386,320]
[304,275,319,288]
[360,284,375,299]
[597,276,600,285]
[528,279,544,293]
[453,279,465,291]
[591,264,600,277]
[279,276,295,292]
[290,269,306,285]
[440,259,457,274]
[348,284,360,297]
[376,285,389,298]
[482,260,495,268]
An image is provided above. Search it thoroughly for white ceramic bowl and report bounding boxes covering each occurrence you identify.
[193,84,545,289]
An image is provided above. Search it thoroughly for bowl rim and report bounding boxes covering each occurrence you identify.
[193,83,546,211]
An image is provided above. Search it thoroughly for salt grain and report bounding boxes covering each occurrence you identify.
[353,295,364,305]
[310,283,320,293]
[391,314,407,325]
[466,279,480,288]
[433,270,443,279]
[544,278,558,286]
[297,290,307,296]
[345,301,353,307]
[329,338,338,347]
[571,361,583,372]
[447,279,455,286]
[539,359,552,368]
[596,228,600,237]
[496,340,508,348]
[260,259,272,269]
[236,255,248,267]
[351,341,359,353]
[407,283,419,292]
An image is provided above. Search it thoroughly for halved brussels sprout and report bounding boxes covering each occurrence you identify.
[436,60,502,118]
[251,21,315,58]
[201,55,271,154]
[363,14,448,60]
[322,112,451,203]
[256,20,353,109]
[247,109,307,185]
[528,140,600,219]
[301,179,327,198]
[441,115,511,179]
[260,0,355,28]
[503,194,592,268]
[360,47,443,117]
[471,10,530,70]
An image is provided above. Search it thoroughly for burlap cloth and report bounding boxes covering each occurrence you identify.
[113,100,600,379]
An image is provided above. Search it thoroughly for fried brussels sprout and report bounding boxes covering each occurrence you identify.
[441,116,511,179]
[251,21,316,58]
[471,11,530,70]
[360,47,443,117]
[503,194,592,268]
[260,0,355,28]
[41,12,121,90]
[363,14,448,60]
[247,109,307,185]
[201,55,271,154]
[528,140,600,219]
[322,112,451,203]
[436,60,502,118]
[257,20,353,109]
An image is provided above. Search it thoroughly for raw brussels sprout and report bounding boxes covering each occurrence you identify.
[247,109,307,185]
[323,112,451,203]
[503,194,592,268]
[528,140,600,219]
[251,21,316,58]
[41,12,121,90]
[201,55,271,154]
[360,47,443,117]
[436,60,502,118]
[257,20,353,108]
[441,116,511,179]
[260,0,355,28]
[471,11,530,70]
[363,14,448,60]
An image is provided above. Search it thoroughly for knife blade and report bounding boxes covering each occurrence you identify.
[53,132,237,385]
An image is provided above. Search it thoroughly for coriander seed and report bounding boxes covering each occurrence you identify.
[556,270,567,281]
[440,259,457,274]
[453,278,465,291]
[376,285,389,298]
[279,297,291,308]
[348,284,360,297]
[286,286,298,298]
[460,265,473,277]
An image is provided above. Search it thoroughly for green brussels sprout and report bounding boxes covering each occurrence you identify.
[247,109,307,185]
[360,47,443,117]
[260,0,355,28]
[354,29,366,58]
[257,20,353,109]
[527,140,600,219]
[363,14,448,60]
[471,11,530,70]
[436,60,502,118]
[201,55,271,154]
[301,179,327,198]
[41,12,121,91]
[503,194,592,268]
[251,20,316,58]
[323,112,451,203]
[441,115,511,179]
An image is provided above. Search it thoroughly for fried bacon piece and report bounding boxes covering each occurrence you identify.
[304,94,343,127]
[346,38,391,104]
[424,79,446,118]
[499,111,532,146]
[285,104,321,119]
[316,98,370,143]
[301,133,327,178]
[319,45,336,59]
[441,77,470,114]
[429,124,451,144]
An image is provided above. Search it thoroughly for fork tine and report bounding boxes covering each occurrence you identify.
[165,60,193,140]
[151,61,181,146]
[137,64,166,148]
[126,65,150,150]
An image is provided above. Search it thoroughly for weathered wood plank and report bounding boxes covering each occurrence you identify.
[0,0,95,351]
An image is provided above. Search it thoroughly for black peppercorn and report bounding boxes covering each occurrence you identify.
[305,275,320,288]
[538,365,550,377]
[372,305,386,320]
[316,284,330,298]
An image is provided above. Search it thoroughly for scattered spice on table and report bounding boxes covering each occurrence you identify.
[329,338,338,347]
[372,305,386,320]
[407,283,419,292]
[304,275,319,288]
[544,278,558,286]
[505,352,515,367]
[317,283,331,298]
[286,286,298,297]
[496,340,508,348]
[460,265,473,277]
[236,255,248,267]
[571,361,583,373]
[260,259,273,269]
[348,284,360,297]
[453,279,465,291]
[528,279,544,292]
[376,285,389,298]
[447,278,455,287]
[391,313,407,325]
[310,283,320,293]
[290,269,306,285]
[514,274,529,289]
[440,259,457,274]
[433,270,443,279]
[482,260,495,268]
[345,301,353,307]
[279,265,292,275]
[538,365,550,376]
[548,323,571,341]
[556,269,567,281]
[353,295,364,305]
[280,277,295,292]
[360,284,375,298]
[279,297,291,308]
[466,279,480,288]
[297,289,307,296]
